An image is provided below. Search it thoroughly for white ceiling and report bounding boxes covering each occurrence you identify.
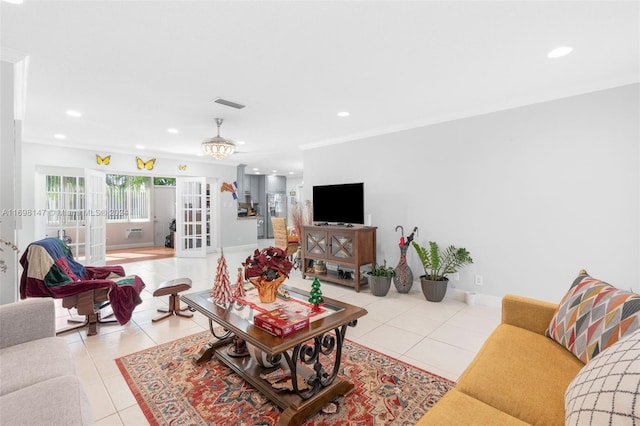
[1,1,638,177]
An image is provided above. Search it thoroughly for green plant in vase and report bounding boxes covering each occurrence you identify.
[366,260,395,297]
[412,241,473,302]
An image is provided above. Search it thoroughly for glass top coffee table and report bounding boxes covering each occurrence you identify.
[181,285,368,426]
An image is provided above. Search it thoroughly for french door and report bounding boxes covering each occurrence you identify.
[175,177,207,257]
[36,168,106,264]
[84,169,106,265]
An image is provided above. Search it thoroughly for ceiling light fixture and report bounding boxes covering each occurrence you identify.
[53,134,66,140]
[547,46,573,59]
[202,118,235,160]
[213,98,246,110]
[66,110,82,117]
[337,111,350,117]
[167,128,179,134]
[136,144,145,149]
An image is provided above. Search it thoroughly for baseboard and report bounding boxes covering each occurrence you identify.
[448,288,501,308]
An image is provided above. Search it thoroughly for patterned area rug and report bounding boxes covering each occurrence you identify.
[116,331,455,425]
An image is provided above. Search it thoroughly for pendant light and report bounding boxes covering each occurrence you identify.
[202,118,235,160]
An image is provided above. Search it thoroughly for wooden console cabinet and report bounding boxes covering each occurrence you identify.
[301,225,377,292]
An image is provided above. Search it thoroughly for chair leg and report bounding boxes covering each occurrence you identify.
[152,293,193,322]
[171,294,193,318]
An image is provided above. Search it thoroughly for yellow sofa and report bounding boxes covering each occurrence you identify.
[417,294,585,426]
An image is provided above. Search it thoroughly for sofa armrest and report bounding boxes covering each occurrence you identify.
[0,298,55,349]
[501,294,558,336]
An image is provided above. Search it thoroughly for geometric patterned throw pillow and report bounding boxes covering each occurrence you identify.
[565,328,640,425]
[546,270,640,363]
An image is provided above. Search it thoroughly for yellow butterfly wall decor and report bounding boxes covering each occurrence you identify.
[178,164,187,171]
[136,157,156,170]
[96,154,111,166]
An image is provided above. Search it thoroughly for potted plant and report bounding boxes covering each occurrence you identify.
[242,247,293,303]
[411,241,473,302]
[367,260,395,297]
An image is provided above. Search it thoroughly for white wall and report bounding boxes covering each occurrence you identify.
[18,143,255,252]
[304,84,640,303]
[106,222,154,249]
[0,60,19,304]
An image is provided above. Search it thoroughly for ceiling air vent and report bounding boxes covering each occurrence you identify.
[213,98,246,109]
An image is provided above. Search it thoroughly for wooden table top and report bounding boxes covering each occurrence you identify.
[181,285,367,355]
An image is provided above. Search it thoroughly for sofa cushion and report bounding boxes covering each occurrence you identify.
[0,375,92,426]
[565,328,640,425]
[546,271,640,363]
[416,389,529,425]
[0,336,75,396]
[456,324,584,425]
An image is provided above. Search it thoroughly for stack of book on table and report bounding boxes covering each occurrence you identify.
[254,306,310,337]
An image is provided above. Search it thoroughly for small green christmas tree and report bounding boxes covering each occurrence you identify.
[308,277,324,311]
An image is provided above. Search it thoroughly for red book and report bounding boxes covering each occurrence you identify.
[254,307,310,337]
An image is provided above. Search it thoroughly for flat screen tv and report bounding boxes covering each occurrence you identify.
[312,182,364,225]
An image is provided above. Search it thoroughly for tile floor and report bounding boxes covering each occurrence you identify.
[56,244,501,425]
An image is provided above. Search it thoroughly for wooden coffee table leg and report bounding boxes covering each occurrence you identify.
[192,337,232,365]
[278,380,354,426]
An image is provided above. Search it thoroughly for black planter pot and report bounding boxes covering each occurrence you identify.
[368,275,392,297]
[419,276,449,302]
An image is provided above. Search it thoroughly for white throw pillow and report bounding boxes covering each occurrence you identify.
[565,328,640,425]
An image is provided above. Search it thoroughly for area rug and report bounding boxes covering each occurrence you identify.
[116,331,455,425]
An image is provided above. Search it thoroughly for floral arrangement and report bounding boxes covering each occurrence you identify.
[243,247,293,281]
[0,237,20,273]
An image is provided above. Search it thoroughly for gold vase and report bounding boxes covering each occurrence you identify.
[249,275,287,303]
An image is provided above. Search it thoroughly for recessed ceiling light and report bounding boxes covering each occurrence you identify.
[196,153,204,157]
[272,170,278,173]
[66,110,82,117]
[53,134,66,140]
[253,168,259,171]
[167,128,179,134]
[237,140,246,145]
[255,171,260,175]
[547,46,573,59]
[136,144,145,149]
[337,111,350,117]
[289,171,294,175]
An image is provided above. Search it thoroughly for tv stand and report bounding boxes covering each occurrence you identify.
[301,225,377,292]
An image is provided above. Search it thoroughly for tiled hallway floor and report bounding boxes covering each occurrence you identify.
[57,244,501,425]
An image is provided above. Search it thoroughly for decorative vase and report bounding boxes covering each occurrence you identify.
[249,275,287,303]
[314,261,327,275]
[393,245,413,293]
[368,275,392,297]
[247,343,279,368]
[420,276,448,302]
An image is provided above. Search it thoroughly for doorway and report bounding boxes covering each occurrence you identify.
[153,185,176,247]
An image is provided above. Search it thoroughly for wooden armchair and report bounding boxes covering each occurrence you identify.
[19,238,145,336]
[272,217,300,268]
